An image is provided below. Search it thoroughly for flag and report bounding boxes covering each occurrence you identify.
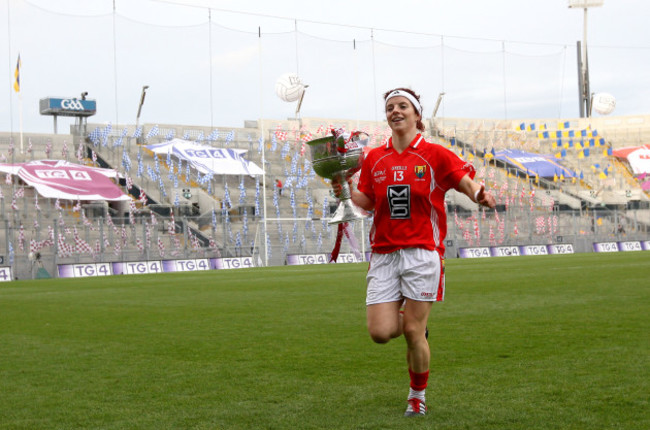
[207,129,219,141]
[136,237,144,251]
[73,227,95,257]
[13,54,21,92]
[157,237,165,257]
[133,125,143,138]
[168,213,176,235]
[18,224,25,251]
[146,125,159,139]
[535,216,546,235]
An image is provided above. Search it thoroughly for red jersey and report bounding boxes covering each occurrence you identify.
[357,134,475,255]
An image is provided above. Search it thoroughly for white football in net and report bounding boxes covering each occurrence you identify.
[275,73,305,102]
[592,93,616,115]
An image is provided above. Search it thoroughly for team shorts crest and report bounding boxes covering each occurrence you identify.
[366,248,445,305]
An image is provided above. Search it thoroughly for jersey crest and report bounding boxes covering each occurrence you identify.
[414,165,426,178]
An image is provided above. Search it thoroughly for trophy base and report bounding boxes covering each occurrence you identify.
[328,199,366,225]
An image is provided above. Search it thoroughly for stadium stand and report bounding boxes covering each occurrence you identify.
[0,114,649,279]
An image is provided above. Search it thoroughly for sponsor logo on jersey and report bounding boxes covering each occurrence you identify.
[373,169,386,183]
[387,184,410,219]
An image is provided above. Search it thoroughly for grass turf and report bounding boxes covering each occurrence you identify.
[0,252,648,429]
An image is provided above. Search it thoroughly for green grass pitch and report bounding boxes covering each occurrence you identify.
[1,252,648,429]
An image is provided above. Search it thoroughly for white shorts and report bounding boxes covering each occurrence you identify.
[366,248,445,306]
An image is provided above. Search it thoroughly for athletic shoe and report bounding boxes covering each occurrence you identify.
[404,398,426,417]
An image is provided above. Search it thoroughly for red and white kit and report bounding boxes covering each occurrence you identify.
[358,133,476,256]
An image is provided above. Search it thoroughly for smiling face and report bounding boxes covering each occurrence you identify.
[385,96,421,135]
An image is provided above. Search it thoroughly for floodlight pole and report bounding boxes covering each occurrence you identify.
[568,0,604,118]
[579,7,592,118]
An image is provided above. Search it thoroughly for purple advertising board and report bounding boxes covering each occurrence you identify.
[211,257,255,269]
[491,246,521,257]
[0,266,13,282]
[286,253,364,265]
[546,244,575,255]
[458,247,491,258]
[286,254,330,265]
[593,242,619,253]
[617,241,643,252]
[112,261,164,275]
[519,245,549,256]
[58,263,112,278]
[162,259,210,272]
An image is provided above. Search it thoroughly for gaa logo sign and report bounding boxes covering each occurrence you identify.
[60,99,84,111]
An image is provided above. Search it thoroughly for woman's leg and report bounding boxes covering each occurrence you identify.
[366,300,403,344]
[402,299,433,372]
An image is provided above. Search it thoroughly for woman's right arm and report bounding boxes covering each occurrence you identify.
[351,189,374,212]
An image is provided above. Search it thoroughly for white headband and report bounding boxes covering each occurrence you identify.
[385,90,423,115]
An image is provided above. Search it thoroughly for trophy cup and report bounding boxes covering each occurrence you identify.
[307,131,369,224]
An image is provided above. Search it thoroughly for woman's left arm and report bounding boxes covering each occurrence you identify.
[457,174,496,208]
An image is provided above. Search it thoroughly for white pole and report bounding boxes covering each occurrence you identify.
[18,91,24,156]
[258,27,269,267]
[354,39,360,131]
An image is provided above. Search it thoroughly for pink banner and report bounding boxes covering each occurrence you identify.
[0,160,129,201]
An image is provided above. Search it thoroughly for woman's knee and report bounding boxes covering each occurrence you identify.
[367,324,399,344]
[368,330,391,344]
[402,320,426,343]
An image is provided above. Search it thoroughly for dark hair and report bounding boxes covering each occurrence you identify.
[383,87,425,132]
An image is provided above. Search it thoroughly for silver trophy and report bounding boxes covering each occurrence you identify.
[307,131,369,224]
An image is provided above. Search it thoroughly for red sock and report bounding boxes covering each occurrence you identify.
[409,368,429,391]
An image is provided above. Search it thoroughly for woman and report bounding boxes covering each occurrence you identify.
[346,88,496,417]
